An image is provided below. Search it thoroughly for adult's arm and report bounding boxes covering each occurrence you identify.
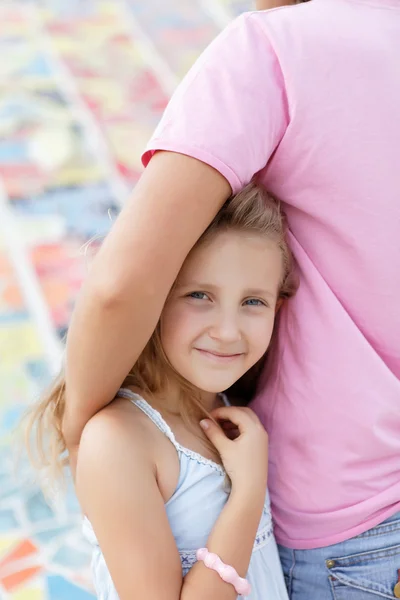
[63,154,230,447]
[256,0,297,9]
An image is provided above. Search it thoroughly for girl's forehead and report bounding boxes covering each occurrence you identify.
[177,230,283,289]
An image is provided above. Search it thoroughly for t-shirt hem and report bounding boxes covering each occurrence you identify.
[276,502,400,550]
[142,141,242,195]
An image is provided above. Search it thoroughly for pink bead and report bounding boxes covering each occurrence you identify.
[196,548,252,597]
[220,564,237,583]
[196,548,208,561]
[204,552,219,569]
[236,578,252,596]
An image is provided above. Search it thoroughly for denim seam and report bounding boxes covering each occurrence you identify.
[355,521,400,540]
[329,576,339,600]
[288,549,296,597]
[330,544,400,567]
[329,573,393,599]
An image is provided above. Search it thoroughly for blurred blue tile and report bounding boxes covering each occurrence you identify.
[26,360,51,384]
[65,482,81,514]
[33,524,72,543]
[47,575,95,600]
[21,55,53,77]
[26,490,54,522]
[0,508,19,531]
[0,406,25,433]
[53,545,89,568]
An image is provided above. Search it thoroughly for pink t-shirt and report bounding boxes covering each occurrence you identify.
[142,0,400,549]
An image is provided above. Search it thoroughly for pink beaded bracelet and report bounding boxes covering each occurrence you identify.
[196,547,252,596]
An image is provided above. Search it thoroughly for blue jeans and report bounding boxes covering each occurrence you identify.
[279,512,400,599]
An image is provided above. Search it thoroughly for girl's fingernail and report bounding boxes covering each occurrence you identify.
[200,420,209,430]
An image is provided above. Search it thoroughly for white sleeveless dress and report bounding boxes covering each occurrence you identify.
[83,388,289,599]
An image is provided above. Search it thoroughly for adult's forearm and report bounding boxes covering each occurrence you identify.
[256,0,297,9]
[63,268,169,445]
[63,152,231,447]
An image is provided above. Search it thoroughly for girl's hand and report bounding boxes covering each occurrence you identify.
[200,406,268,495]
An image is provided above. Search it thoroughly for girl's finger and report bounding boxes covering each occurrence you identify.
[199,419,230,452]
[210,406,256,432]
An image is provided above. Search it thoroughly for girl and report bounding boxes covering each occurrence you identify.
[28,183,297,600]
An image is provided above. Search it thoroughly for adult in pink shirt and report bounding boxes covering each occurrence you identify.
[63,0,400,597]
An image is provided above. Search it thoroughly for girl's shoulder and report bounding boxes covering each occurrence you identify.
[76,398,155,485]
[75,395,180,511]
[74,398,156,513]
[78,396,160,460]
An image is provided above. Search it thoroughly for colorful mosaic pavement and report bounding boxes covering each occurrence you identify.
[0,0,252,598]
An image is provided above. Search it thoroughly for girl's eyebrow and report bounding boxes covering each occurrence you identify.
[244,288,276,299]
[175,281,219,291]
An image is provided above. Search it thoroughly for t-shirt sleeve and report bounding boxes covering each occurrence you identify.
[142,13,288,194]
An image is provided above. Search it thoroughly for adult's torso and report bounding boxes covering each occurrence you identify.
[252,0,400,549]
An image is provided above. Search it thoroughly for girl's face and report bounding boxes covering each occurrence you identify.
[160,230,283,394]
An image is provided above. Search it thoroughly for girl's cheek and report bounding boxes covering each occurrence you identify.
[165,305,205,336]
[250,317,275,348]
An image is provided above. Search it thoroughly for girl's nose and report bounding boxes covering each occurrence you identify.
[208,313,242,344]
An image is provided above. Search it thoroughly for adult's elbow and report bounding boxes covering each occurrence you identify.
[85,267,137,311]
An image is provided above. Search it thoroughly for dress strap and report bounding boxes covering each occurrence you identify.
[220,392,230,407]
[117,388,179,448]
[117,387,226,475]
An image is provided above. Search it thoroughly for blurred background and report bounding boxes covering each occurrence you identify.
[0,0,253,598]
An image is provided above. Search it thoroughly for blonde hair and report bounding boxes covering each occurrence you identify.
[25,182,297,481]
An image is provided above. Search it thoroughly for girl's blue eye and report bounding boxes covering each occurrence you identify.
[244,298,265,307]
[188,291,208,300]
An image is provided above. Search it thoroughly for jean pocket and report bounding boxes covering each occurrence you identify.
[328,543,400,599]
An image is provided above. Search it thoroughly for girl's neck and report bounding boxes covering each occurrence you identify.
[159,381,219,414]
[129,380,220,416]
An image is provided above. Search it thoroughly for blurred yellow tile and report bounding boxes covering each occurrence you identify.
[11,582,43,600]
[0,323,43,365]
[0,536,19,559]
